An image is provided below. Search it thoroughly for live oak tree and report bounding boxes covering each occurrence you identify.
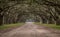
[0,0,60,25]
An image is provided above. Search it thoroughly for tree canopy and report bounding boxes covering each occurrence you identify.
[0,0,60,25]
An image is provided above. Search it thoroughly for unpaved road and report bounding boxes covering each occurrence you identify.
[0,22,60,37]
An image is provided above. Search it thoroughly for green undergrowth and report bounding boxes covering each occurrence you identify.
[0,23,24,30]
[35,22,60,30]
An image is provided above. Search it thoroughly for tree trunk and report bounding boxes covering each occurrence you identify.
[0,15,3,25]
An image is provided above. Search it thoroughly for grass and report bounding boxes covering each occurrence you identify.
[35,22,60,30]
[0,23,24,30]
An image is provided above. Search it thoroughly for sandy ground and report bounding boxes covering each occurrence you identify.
[0,22,60,37]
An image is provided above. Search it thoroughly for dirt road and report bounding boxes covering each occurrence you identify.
[0,22,60,37]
